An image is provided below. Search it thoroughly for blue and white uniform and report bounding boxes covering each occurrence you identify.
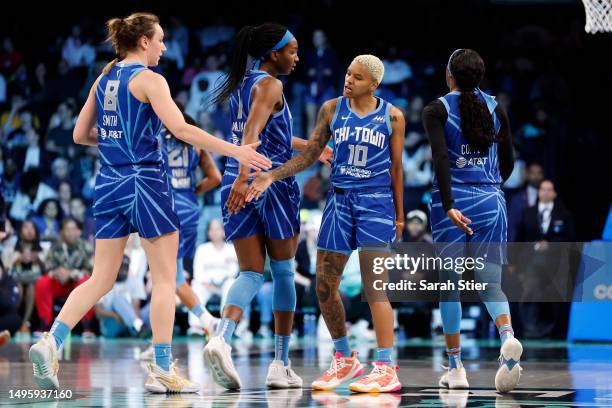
[222,69,300,241]
[317,96,396,254]
[93,62,178,239]
[429,90,507,263]
[160,130,200,260]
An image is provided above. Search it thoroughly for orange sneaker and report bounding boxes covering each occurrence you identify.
[311,352,364,391]
[348,362,401,393]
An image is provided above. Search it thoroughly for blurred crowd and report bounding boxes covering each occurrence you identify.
[0,14,587,343]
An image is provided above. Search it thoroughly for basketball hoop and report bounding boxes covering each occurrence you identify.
[582,0,612,33]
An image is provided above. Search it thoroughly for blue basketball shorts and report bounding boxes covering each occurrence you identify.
[221,170,300,241]
[93,164,179,239]
[317,187,396,255]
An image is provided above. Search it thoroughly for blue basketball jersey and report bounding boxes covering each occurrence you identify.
[227,69,293,170]
[435,90,502,185]
[95,63,163,167]
[160,129,199,192]
[329,96,393,189]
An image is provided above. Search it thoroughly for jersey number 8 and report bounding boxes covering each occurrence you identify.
[103,80,120,112]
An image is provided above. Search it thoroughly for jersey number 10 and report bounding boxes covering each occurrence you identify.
[347,144,368,167]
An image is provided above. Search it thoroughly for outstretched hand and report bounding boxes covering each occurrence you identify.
[446,208,473,235]
[234,141,272,170]
[245,171,274,203]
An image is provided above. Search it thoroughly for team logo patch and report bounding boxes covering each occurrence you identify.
[373,116,385,122]
[456,156,467,168]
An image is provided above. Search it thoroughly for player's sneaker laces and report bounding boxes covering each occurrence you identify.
[203,336,242,389]
[439,366,469,389]
[145,361,200,393]
[495,337,523,393]
[348,362,401,393]
[311,351,364,391]
[266,359,303,389]
[29,332,60,390]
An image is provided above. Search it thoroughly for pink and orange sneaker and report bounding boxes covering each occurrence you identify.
[311,352,364,391]
[348,362,401,393]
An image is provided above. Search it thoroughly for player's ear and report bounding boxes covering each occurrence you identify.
[139,35,149,51]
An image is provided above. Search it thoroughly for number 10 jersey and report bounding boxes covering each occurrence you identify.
[329,96,393,189]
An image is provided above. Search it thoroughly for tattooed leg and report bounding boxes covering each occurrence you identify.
[316,250,350,339]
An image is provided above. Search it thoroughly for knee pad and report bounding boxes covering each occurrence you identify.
[225,271,265,312]
[270,258,296,312]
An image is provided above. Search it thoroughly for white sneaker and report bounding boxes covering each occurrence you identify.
[145,362,200,393]
[285,360,303,388]
[139,345,154,361]
[266,360,304,389]
[439,367,469,389]
[29,332,60,390]
[495,337,523,393]
[203,336,241,389]
[203,317,220,338]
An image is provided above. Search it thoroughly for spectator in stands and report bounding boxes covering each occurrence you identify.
[0,36,22,72]
[403,209,432,243]
[46,99,77,159]
[57,181,72,217]
[45,157,77,191]
[517,179,575,339]
[189,219,238,334]
[8,220,45,335]
[96,255,148,338]
[2,108,41,149]
[303,29,340,135]
[61,25,96,68]
[381,46,413,99]
[196,17,235,51]
[507,162,544,242]
[518,179,575,243]
[0,258,21,336]
[9,169,57,224]
[1,156,20,211]
[15,128,50,173]
[69,197,94,244]
[35,217,94,336]
[186,55,224,117]
[31,198,62,243]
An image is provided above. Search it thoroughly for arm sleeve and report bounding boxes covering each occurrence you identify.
[422,100,454,212]
[495,105,514,181]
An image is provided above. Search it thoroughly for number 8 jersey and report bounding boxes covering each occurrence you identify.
[96,62,163,166]
[329,96,393,189]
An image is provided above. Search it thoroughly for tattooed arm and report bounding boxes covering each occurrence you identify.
[389,106,406,241]
[245,98,338,202]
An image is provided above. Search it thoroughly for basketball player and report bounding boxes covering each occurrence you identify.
[138,112,222,361]
[201,23,305,390]
[422,48,522,392]
[247,55,405,393]
[28,12,271,393]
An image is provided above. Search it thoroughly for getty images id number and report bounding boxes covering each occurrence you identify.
[9,389,73,399]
